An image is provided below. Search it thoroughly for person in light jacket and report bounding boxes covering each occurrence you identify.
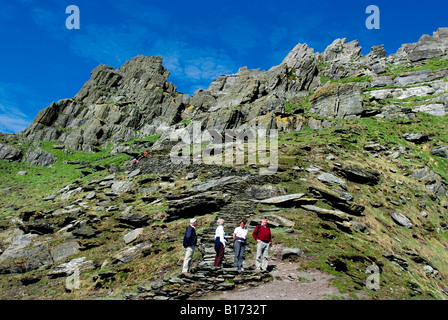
[233,219,248,271]
[213,218,226,267]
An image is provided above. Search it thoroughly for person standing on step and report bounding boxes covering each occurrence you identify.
[182,218,198,274]
[252,216,272,271]
[233,219,248,271]
[214,218,226,267]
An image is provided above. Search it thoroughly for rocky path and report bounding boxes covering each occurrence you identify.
[198,261,347,300]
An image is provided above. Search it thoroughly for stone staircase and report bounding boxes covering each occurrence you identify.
[125,198,273,300]
[123,172,288,300]
[198,200,256,268]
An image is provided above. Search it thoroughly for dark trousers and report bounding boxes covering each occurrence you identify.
[214,243,225,267]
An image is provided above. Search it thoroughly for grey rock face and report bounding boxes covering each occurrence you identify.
[0,235,81,274]
[25,147,58,167]
[309,83,365,119]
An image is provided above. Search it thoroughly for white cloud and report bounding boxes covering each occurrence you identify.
[0,82,43,133]
[0,104,33,133]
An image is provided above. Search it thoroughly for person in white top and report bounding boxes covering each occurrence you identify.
[233,219,248,271]
[214,218,226,267]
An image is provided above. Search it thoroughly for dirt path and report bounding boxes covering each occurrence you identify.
[199,261,352,300]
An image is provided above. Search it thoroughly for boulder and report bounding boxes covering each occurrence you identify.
[0,144,23,161]
[72,225,99,239]
[244,185,287,200]
[391,212,413,229]
[383,252,408,270]
[112,242,152,265]
[118,211,150,227]
[410,166,447,196]
[166,192,231,221]
[50,241,81,263]
[250,214,294,228]
[26,220,55,235]
[300,205,350,222]
[403,133,429,144]
[124,228,144,244]
[111,181,137,194]
[281,248,303,260]
[334,165,380,185]
[60,187,83,200]
[411,166,441,181]
[258,193,305,207]
[413,104,446,116]
[317,172,347,190]
[309,186,364,215]
[431,146,448,158]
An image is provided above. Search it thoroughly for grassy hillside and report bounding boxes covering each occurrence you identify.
[1,108,448,299]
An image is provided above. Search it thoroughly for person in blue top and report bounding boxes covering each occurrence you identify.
[182,218,198,274]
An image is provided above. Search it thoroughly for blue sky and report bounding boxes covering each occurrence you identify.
[0,0,447,133]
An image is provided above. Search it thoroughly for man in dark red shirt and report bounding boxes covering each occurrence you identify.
[252,217,272,271]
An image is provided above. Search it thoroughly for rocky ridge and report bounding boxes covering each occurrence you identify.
[7,27,445,159]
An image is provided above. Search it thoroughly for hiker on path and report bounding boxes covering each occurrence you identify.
[214,218,226,267]
[182,218,198,273]
[233,219,248,271]
[252,216,272,271]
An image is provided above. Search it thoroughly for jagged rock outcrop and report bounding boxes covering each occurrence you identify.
[396,28,448,62]
[23,56,187,152]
